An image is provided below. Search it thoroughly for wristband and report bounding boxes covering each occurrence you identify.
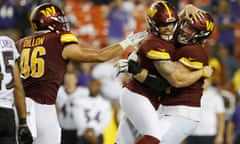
[128,60,142,75]
[19,118,27,125]
[119,39,129,50]
[144,74,170,92]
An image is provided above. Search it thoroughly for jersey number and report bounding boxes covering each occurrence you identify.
[0,51,14,90]
[20,47,46,78]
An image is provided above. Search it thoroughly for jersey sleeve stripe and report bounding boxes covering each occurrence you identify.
[146,50,171,60]
[60,34,79,44]
[179,57,203,69]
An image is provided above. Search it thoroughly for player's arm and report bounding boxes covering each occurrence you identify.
[13,60,27,124]
[226,120,235,144]
[145,49,211,88]
[215,112,225,143]
[62,43,123,62]
[127,59,211,89]
[62,31,147,62]
[13,60,33,144]
[127,60,170,92]
[153,60,212,88]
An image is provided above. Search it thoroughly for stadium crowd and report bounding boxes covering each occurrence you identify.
[0,0,240,144]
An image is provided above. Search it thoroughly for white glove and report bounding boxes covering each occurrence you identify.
[114,59,128,76]
[128,50,138,62]
[119,31,148,50]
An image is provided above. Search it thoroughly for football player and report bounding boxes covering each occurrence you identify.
[0,36,33,144]
[116,8,215,144]
[15,3,146,144]
[73,78,112,144]
[56,71,89,144]
[115,1,208,144]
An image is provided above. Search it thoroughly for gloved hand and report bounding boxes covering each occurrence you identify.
[115,49,143,76]
[128,50,138,62]
[18,126,33,144]
[119,31,148,50]
[114,59,143,76]
[128,60,143,75]
[83,128,98,144]
[115,59,128,76]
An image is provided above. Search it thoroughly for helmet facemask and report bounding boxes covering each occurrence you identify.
[47,15,71,32]
[177,20,197,44]
[158,21,178,41]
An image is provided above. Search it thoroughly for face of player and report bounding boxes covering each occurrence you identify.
[158,22,177,41]
[64,72,77,91]
[177,22,197,44]
[89,79,102,97]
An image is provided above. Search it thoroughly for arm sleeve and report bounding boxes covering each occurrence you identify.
[143,73,171,92]
[128,60,171,92]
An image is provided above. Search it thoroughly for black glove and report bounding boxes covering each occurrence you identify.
[18,126,33,144]
[128,60,143,75]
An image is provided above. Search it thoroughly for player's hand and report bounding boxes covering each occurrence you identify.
[115,59,129,76]
[202,66,213,78]
[119,31,148,50]
[18,126,33,144]
[83,128,98,144]
[126,31,147,47]
[128,60,143,75]
[184,4,206,21]
[128,50,138,62]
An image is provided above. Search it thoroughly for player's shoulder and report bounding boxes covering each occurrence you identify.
[75,86,89,97]
[95,96,111,109]
[0,36,15,46]
[57,86,65,94]
[0,36,13,41]
[59,32,79,44]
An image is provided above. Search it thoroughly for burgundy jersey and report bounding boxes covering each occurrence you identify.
[16,32,79,104]
[126,33,175,109]
[161,44,209,107]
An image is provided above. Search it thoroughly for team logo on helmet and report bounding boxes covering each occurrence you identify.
[30,3,70,33]
[40,6,57,17]
[206,20,214,32]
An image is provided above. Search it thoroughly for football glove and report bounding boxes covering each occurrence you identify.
[119,31,148,50]
[18,126,33,144]
[115,59,143,76]
[115,59,128,76]
[128,60,143,75]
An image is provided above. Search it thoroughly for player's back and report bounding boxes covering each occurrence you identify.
[0,36,19,108]
[16,32,70,104]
